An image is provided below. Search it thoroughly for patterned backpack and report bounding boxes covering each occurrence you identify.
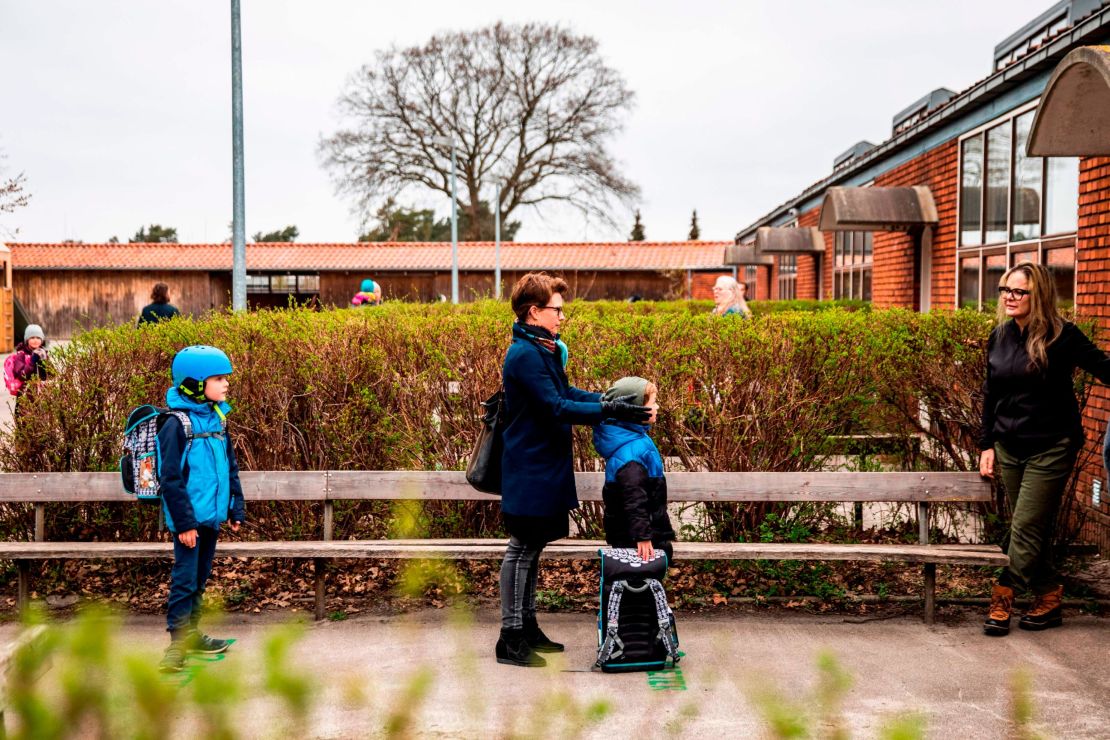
[595,547,681,673]
[119,405,194,502]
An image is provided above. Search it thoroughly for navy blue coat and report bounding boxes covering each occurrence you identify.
[500,322,603,517]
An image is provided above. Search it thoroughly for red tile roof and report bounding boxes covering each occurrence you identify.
[7,241,731,272]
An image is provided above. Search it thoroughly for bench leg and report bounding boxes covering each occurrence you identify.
[923,563,936,625]
[16,561,29,615]
[314,558,325,621]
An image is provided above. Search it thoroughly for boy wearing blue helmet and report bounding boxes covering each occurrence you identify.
[158,345,245,673]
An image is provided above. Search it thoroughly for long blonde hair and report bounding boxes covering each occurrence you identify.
[996,261,1063,371]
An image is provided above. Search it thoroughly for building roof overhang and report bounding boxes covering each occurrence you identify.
[722,244,774,266]
[1028,45,1110,155]
[818,186,939,232]
[754,227,824,253]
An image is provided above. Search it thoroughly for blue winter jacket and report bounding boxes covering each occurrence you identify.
[593,421,675,546]
[157,387,245,533]
[500,322,604,517]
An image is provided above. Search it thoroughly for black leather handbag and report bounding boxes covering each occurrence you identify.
[465,388,505,494]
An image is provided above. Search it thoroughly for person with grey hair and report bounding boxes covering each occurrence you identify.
[711,275,751,318]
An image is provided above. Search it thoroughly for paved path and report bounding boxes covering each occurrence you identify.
[5,607,1108,738]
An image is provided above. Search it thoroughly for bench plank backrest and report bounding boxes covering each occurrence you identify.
[2,470,991,504]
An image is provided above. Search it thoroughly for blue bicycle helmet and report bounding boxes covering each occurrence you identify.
[360,278,378,293]
[172,345,233,401]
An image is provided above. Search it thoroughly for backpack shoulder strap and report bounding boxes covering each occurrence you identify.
[595,580,627,666]
[161,410,194,440]
[647,579,680,663]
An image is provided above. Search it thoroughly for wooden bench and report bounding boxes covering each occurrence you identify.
[2,471,1006,625]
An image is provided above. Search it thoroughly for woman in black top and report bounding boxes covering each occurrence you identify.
[138,282,181,326]
[979,262,1110,636]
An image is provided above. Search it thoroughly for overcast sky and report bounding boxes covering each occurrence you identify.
[1,0,1057,244]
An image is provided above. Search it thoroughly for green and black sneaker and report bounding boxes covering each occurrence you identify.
[187,631,232,654]
[159,643,187,673]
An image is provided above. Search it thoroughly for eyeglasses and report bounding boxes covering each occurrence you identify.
[535,305,566,317]
[997,286,1031,299]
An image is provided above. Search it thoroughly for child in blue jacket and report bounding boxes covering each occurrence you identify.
[158,345,245,673]
[592,376,676,563]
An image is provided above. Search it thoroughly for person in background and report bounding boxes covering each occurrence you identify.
[138,283,181,326]
[5,325,50,414]
[711,275,751,318]
[979,262,1110,636]
[351,278,382,307]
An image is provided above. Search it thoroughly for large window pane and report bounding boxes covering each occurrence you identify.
[271,275,297,293]
[862,232,873,264]
[297,274,320,292]
[861,269,872,302]
[961,136,984,246]
[246,274,270,293]
[1045,157,1079,235]
[1011,111,1042,241]
[1011,248,1037,267]
[959,256,980,309]
[985,123,1011,244]
[1046,246,1075,306]
[835,233,845,267]
[983,253,1007,308]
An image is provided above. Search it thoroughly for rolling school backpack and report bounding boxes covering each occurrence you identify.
[595,547,680,673]
[120,404,214,502]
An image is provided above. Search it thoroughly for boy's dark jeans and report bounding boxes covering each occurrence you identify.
[994,437,1076,596]
[167,525,219,637]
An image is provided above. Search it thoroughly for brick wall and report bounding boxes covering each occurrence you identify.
[870,139,960,310]
[1074,156,1110,554]
[796,208,822,300]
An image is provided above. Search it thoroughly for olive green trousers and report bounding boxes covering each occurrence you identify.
[994,437,1077,596]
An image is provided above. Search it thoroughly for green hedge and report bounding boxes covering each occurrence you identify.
[0,301,1010,543]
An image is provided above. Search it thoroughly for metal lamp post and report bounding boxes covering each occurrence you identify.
[433,136,459,303]
[494,183,501,299]
[230,0,247,311]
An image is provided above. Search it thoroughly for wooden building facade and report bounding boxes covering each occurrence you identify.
[6,241,733,339]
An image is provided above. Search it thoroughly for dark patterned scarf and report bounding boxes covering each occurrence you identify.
[519,323,558,355]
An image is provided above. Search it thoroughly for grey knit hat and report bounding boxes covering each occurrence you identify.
[602,376,651,407]
[23,324,45,343]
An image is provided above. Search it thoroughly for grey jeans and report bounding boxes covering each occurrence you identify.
[499,537,542,630]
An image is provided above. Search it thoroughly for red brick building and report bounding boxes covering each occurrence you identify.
[735,1,1110,550]
[5,241,733,338]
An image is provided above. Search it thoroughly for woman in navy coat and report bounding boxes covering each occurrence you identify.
[496,273,650,667]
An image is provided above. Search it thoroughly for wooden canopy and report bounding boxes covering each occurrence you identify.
[1028,46,1110,156]
[723,244,774,266]
[818,186,938,232]
[755,226,824,254]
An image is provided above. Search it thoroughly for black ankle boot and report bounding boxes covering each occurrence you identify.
[495,628,546,667]
[523,618,564,653]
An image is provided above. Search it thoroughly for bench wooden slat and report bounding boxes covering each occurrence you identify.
[1,470,992,504]
[0,540,1007,566]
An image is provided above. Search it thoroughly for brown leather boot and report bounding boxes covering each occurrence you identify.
[1019,585,1063,631]
[984,584,1013,636]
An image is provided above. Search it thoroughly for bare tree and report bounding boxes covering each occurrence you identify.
[0,149,30,215]
[319,23,639,239]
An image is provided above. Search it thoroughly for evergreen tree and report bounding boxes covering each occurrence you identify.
[359,198,521,242]
[130,224,178,243]
[252,225,299,242]
[629,210,646,241]
[688,209,700,240]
